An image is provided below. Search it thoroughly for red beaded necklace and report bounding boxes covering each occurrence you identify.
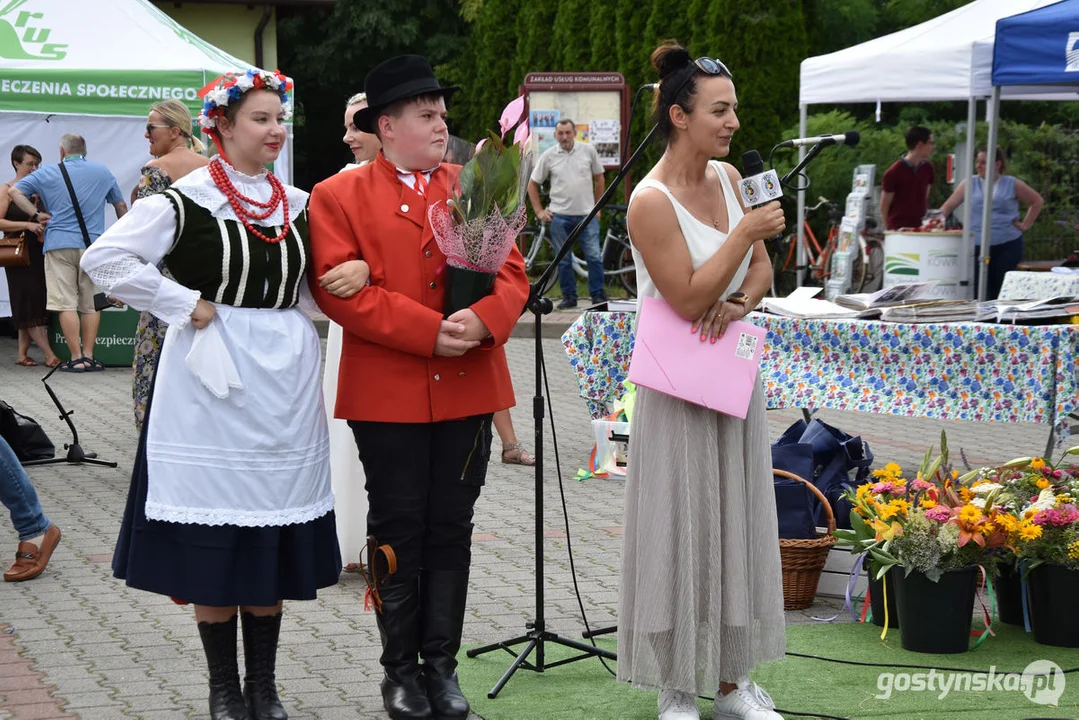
[207,157,290,244]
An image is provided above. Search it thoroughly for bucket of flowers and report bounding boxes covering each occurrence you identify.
[834,432,1006,653]
[980,447,1079,647]
[427,100,528,317]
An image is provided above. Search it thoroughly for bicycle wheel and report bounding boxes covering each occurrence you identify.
[852,239,885,292]
[615,240,637,297]
[517,226,540,272]
[769,235,798,298]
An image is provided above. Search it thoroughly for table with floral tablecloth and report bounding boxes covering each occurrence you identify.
[999,271,1079,301]
[561,311,1079,448]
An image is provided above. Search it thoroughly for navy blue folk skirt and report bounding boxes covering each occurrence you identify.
[112,392,342,607]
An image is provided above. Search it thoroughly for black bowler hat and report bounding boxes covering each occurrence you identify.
[353,54,459,134]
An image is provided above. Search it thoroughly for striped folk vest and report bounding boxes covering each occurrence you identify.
[161,188,310,309]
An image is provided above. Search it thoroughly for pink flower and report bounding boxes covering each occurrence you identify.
[925,506,953,522]
[872,482,898,495]
[1032,505,1079,527]
[910,479,934,492]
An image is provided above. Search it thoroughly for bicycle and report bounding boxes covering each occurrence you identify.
[769,197,884,298]
[517,204,638,297]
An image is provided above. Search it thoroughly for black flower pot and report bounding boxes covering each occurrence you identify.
[894,566,978,654]
[868,567,899,628]
[993,562,1026,626]
[1027,563,1079,648]
[444,265,495,318]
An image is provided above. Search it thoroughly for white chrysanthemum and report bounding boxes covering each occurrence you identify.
[972,482,1003,495]
[970,497,987,509]
[207,88,230,107]
[234,74,255,91]
[281,101,293,120]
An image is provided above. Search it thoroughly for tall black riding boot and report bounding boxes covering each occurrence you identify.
[377,579,433,720]
[420,570,471,719]
[242,611,288,720]
[197,615,249,720]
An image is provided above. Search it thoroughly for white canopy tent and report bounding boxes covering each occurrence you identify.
[0,0,291,318]
[796,0,1068,298]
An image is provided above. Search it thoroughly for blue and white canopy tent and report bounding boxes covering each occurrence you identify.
[797,0,1067,298]
[979,0,1079,292]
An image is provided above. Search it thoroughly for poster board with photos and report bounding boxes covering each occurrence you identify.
[521,73,629,171]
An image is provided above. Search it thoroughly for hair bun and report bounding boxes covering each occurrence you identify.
[651,42,692,81]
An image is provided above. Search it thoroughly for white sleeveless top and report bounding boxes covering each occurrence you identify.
[628,160,751,306]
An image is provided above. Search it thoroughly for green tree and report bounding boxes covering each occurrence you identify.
[277,0,468,188]
[553,0,590,71]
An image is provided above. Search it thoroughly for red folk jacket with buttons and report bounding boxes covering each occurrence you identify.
[308,152,530,423]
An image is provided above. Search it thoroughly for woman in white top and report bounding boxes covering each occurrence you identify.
[618,43,787,720]
[323,92,381,567]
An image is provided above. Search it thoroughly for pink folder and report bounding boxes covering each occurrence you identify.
[628,295,766,419]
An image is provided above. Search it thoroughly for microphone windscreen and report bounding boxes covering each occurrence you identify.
[845,130,861,148]
[742,149,764,177]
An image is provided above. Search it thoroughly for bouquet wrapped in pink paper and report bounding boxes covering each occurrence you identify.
[429,97,528,316]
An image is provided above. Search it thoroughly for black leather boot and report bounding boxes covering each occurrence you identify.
[376,579,433,720]
[420,570,470,719]
[197,615,249,720]
[241,611,288,720]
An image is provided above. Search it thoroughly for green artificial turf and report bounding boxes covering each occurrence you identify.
[458,623,1079,720]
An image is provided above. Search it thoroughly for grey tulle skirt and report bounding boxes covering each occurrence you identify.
[616,382,786,694]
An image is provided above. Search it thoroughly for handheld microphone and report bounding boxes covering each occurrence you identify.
[776,131,860,149]
[737,150,783,209]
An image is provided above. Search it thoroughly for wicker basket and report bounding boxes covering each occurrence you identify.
[775,469,838,611]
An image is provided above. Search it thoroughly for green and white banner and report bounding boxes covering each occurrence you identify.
[0,69,210,116]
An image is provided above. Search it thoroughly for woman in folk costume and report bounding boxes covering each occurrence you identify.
[81,71,369,720]
[308,55,529,720]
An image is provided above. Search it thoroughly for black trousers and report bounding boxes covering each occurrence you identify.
[349,414,493,583]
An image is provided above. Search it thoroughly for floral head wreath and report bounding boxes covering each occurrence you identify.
[196,69,293,134]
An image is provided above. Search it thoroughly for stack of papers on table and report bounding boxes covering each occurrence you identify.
[880,301,978,323]
[976,296,1079,323]
[759,287,875,319]
[834,282,939,311]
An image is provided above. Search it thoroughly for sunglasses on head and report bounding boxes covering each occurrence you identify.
[694,57,733,78]
[667,57,733,101]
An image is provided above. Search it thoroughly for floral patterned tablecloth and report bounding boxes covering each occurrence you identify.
[999,271,1079,301]
[561,311,1079,446]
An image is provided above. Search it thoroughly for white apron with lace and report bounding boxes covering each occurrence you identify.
[81,162,333,527]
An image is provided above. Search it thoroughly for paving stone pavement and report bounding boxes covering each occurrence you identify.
[0,331,1057,719]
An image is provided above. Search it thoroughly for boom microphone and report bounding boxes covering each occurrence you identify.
[776,131,861,149]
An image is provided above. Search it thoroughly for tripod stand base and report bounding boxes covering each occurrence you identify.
[23,443,118,468]
[466,627,617,699]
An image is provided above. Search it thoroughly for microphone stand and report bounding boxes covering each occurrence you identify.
[22,364,118,468]
[465,122,660,698]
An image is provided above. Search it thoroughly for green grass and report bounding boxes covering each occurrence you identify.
[459,623,1079,720]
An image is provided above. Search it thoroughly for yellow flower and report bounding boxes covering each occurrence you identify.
[1036,478,1051,490]
[885,462,901,476]
[1058,494,1074,504]
[856,483,873,500]
[1019,522,1043,541]
[980,521,996,536]
[959,487,974,503]
[959,505,983,524]
[952,469,959,480]
[1069,541,1079,561]
[1031,458,1046,470]
[877,502,899,521]
[888,498,911,517]
[920,498,938,509]
[870,518,902,541]
[995,514,1019,533]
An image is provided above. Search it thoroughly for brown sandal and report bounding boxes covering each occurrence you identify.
[15,357,37,367]
[501,443,536,466]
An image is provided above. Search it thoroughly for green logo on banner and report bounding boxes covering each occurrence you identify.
[885,252,920,276]
[0,0,67,60]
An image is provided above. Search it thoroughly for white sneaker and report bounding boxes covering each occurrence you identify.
[658,689,701,720]
[712,680,784,720]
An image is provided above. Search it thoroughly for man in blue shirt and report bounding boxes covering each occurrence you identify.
[8,134,127,371]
